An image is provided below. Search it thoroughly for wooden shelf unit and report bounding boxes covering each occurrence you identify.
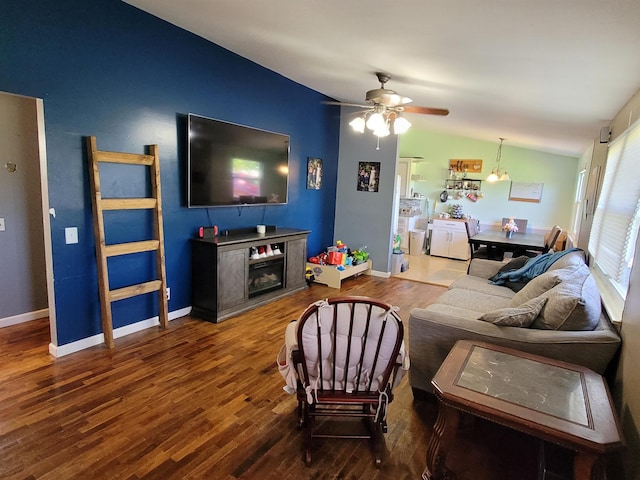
[191,228,309,323]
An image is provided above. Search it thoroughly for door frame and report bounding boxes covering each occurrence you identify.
[34,98,57,349]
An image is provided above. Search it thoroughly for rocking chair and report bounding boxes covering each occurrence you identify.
[289,296,406,467]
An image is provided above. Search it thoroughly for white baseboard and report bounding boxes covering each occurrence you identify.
[49,306,192,358]
[370,269,391,278]
[0,308,49,328]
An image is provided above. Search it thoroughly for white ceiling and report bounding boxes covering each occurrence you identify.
[124,0,640,156]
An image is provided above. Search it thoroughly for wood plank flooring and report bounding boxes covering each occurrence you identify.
[0,275,541,479]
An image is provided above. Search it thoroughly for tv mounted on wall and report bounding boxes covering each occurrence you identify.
[187,113,290,208]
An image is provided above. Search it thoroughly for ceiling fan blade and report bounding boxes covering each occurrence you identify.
[323,101,370,108]
[402,105,450,116]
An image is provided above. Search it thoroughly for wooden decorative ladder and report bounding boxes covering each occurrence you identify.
[87,136,169,348]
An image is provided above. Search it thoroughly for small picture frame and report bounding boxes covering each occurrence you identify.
[357,162,381,192]
[306,157,322,190]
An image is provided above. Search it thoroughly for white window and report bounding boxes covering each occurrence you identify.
[572,169,586,237]
[588,117,640,321]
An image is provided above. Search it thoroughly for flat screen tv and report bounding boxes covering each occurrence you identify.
[187,113,290,207]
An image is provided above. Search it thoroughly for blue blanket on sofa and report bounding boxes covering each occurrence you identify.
[490,248,582,285]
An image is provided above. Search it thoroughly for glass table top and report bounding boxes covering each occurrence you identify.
[456,346,588,426]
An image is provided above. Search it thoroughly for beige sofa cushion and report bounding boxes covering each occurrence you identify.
[548,249,586,271]
[480,296,548,327]
[510,270,563,306]
[531,264,602,331]
[436,289,512,314]
[449,275,515,299]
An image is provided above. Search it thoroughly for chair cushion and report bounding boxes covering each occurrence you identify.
[480,296,548,327]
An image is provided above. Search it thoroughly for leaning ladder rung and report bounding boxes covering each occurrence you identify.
[104,240,159,257]
[96,150,155,165]
[110,280,162,302]
[101,198,157,210]
[87,136,169,349]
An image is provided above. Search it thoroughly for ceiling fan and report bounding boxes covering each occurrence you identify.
[326,72,449,141]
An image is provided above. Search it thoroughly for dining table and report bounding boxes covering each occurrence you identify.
[469,230,546,259]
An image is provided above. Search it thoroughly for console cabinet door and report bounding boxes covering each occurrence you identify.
[286,237,307,290]
[218,248,248,311]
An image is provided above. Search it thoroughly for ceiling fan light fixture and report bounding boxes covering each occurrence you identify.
[393,116,411,134]
[349,116,366,133]
[373,123,390,137]
[366,112,386,131]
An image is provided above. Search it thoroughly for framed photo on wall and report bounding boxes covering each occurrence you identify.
[357,162,381,192]
[307,157,323,190]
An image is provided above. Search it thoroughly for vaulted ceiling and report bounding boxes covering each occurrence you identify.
[124,0,640,156]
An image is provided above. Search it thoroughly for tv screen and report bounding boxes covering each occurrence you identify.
[187,114,290,207]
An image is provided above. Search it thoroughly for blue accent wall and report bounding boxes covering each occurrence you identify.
[1,0,339,345]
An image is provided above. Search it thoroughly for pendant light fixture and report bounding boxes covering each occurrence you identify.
[486,137,510,182]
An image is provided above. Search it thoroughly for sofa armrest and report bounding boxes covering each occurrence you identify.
[467,258,505,279]
[407,306,621,394]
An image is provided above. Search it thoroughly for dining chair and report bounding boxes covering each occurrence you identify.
[520,225,562,257]
[466,220,504,262]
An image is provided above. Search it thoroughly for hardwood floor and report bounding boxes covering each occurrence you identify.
[0,275,541,479]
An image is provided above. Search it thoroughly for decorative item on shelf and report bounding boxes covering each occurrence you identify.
[503,217,519,238]
[449,204,464,219]
[486,137,510,182]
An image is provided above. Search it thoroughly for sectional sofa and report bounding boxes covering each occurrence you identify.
[408,249,622,395]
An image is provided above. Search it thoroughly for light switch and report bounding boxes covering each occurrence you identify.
[65,227,78,244]
[0,218,5,231]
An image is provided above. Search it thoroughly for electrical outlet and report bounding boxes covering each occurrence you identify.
[166,287,171,301]
[0,218,5,231]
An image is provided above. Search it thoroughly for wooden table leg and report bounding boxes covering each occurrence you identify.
[422,401,460,480]
[574,452,606,480]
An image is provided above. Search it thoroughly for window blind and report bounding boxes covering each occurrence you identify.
[588,117,640,306]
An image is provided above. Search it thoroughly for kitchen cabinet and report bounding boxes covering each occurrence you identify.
[398,158,412,198]
[429,219,470,260]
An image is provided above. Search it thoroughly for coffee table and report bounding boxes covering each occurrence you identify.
[422,340,623,480]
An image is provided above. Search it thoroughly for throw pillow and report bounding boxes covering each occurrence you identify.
[479,296,548,327]
[531,265,602,331]
[497,255,531,273]
[490,256,532,292]
[493,256,531,292]
[510,271,562,306]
